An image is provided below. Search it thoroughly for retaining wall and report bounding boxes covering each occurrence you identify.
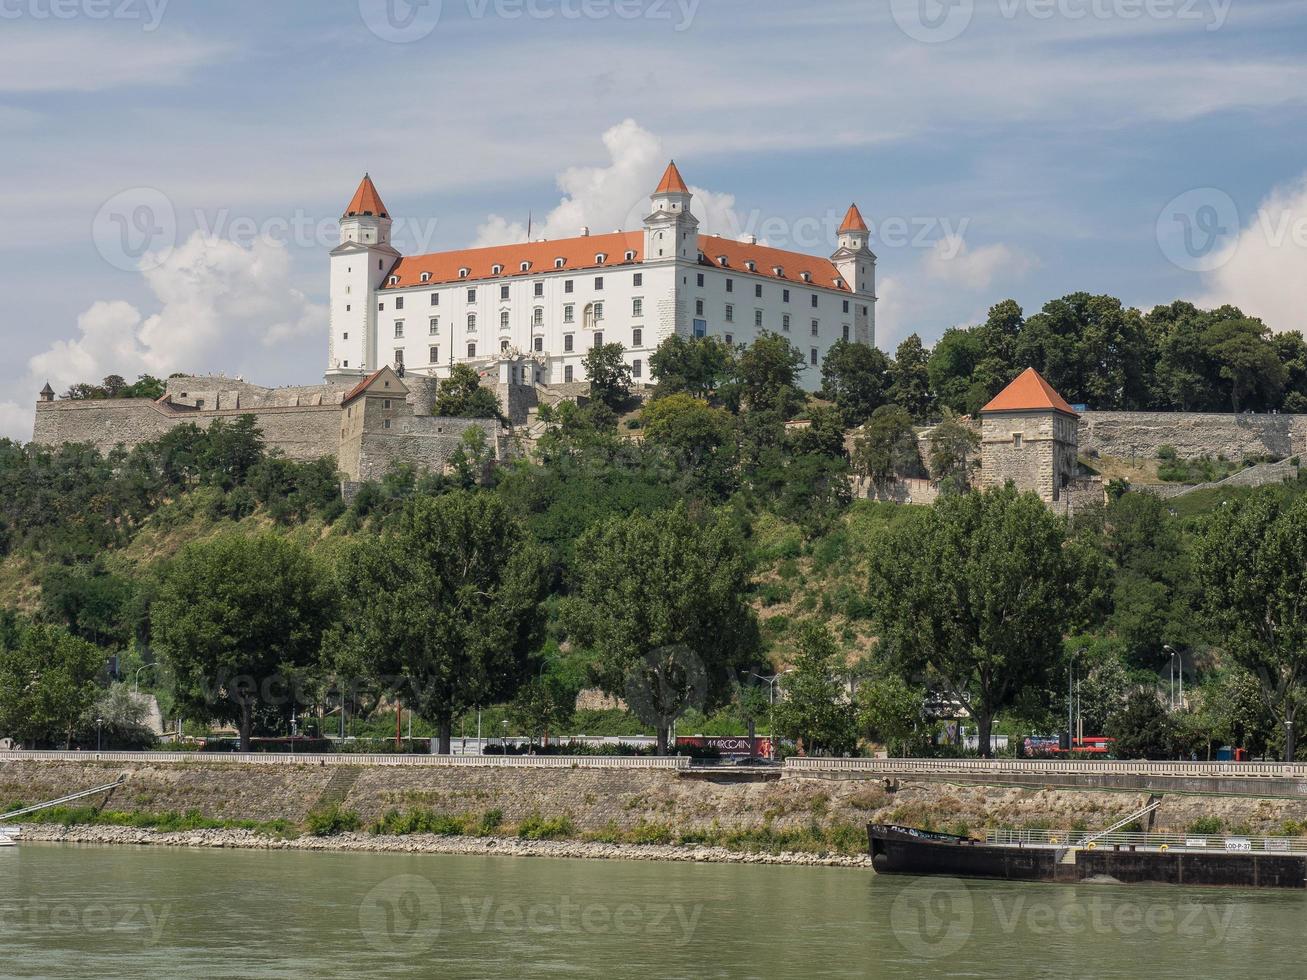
[1079,411,1307,461]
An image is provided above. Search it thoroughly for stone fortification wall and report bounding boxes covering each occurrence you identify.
[1079,411,1307,461]
[354,417,502,483]
[164,376,349,410]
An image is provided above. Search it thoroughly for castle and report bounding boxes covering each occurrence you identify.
[328,162,876,387]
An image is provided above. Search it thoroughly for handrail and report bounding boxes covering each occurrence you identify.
[0,750,690,770]
[784,757,1307,778]
[0,776,127,821]
[986,827,1307,853]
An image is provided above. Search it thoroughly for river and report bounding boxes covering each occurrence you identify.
[0,843,1296,977]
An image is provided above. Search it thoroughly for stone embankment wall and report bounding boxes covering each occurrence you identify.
[4,760,1307,837]
[1079,411,1307,461]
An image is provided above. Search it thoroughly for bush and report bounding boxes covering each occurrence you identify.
[516,813,575,840]
[305,805,361,837]
[1156,445,1178,461]
[1188,816,1223,835]
[371,807,465,836]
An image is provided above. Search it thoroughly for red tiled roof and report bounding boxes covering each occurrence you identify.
[344,174,388,219]
[981,368,1078,416]
[655,160,689,195]
[381,231,851,293]
[839,203,868,234]
[342,369,385,405]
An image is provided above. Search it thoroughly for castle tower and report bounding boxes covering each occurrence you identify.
[831,204,877,346]
[979,367,1080,505]
[327,174,401,382]
[643,161,699,263]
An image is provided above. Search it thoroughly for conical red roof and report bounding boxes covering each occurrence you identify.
[654,160,689,195]
[344,174,388,218]
[838,203,868,234]
[981,368,1078,416]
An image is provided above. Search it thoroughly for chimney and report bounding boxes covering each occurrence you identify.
[580,226,590,237]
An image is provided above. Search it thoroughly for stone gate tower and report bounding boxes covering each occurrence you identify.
[979,367,1079,505]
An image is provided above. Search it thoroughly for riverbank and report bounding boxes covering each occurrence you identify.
[14,823,871,867]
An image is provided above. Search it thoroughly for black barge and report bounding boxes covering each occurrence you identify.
[869,823,1307,888]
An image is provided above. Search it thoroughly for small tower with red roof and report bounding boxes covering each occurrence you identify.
[979,367,1080,505]
[643,160,699,264]
[831,203,877,345]
[328,174,402,383]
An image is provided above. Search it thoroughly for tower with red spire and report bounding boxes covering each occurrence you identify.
[643,160,698,264]
[831,202,877,346]
[328,174,402,382]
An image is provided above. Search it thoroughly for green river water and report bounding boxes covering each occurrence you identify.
[0,843,1299,978]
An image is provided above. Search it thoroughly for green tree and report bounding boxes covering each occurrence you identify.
[928,327,988,415]
[640,393,737,489]
[1196,489,1307,760]
[332,492,548,753]
[852,405,920,486]
[868,487,1106,756]
[888,333,934,421]
[562,504,760,754]
[0,623,103,748]
[820,340,890,427]
[1106,690,1176,760]
[771,622,857,756]
[433,364,503,419]
[856,673,927,757]
[1206,318,1287,412]
[927,410,980,492]
[649,335,735,401]
[508,676,575,748]
[582,342,632,411]
[734,331,807,417]
[152,533,334,751]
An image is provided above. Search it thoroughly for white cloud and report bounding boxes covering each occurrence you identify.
[924,235,1035,290]
[0,30,224,93]
[0,400,30,443]
[25,233,324,400]
[472,119,749,248]
[1196,173,1307,333]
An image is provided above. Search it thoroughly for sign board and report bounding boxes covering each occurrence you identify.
[1184,838,1208,848]
[676,736,771,758]
[1224,837,1252,852]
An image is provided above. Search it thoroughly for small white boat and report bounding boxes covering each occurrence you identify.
[0,826,19,847]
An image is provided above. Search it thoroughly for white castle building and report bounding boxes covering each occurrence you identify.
[327,162,876,389]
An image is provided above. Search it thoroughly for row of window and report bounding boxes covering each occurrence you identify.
[393,299,628,339]
[691,273,868,316]
[381,273,645,312]
[396,343,645,381]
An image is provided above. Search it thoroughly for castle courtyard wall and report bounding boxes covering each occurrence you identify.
[1079,411,1307,461]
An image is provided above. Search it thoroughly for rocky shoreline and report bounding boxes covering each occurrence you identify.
[14,823,872,869]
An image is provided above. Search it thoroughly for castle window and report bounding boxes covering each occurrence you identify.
[811,320,819,337]
[459,268,469,278]
[782,289,790,303]
[697,273,705,287]
[501,285,510,301]
[384,419,392,430]
[500,310,510,330]
[632,359,642,379]
[343,332,349,340]
[782,314,791,332]
[843,324,850,342]
[775,267,784,278]
[718,257,728,267]
[383,399,392,409]
[342,362,348,368]
[395,321,404,338]
[421,272,431,283]
[565,365,574,383]
[345,305,350,312]
[467,313,477,332]
[388,276,398,286]
[725,304,734,323]
[534,336,543,352]
[501,339,510,352]
[724,333,733,346]
[430,317,439,335]
[695,299,704,317]
[726,278,734,292]
[1013,433,1023,449]
[625,250,635,261]
[594,276,604,291]
[393,350,404,367]
[633,273,642,287]
[564,304,575,323]
[859,305,868,316]
[564,334,574,352]
[492,264,504,275]
[811,294,819,308]
[467,288,477,303]
[810,348,818,366]
[533,307,544,327]
[378,302,384,311]
[595,253,607,265]
[835,278,845,289]
[395,297,404,311]
[430,293,439,306]
[632,327,642,347]
[755,284,762,298]
[430,346,439,363]
[756,310,765,328]
[534,281,544,298]
[564,279,574,293]
[555,258,566,269]
[843,300,850,314]
[520,261,531,272]
[195,399,205,410]
[468,343,477,358]
[746,261,756,273]
[593,331,603,348]
[801,272,811,283]
[583,302,604,329]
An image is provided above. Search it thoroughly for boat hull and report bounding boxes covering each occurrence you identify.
[868,824,1307,888]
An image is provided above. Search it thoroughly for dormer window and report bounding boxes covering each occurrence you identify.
[388,275,399,286]
[420,272,431,283]
[595,253,607,264]
[745,261,756,272]
[520,261,531,272]
[624,250,636,261]
[492,264,503,275]
[835,277,845,289]
[555,257,566,269]
[773,266,783,277]
[801,272,812,283]
[458,268,470,279]
[717,256,728,267]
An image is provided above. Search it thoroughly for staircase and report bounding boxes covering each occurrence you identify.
[311,766,362,812]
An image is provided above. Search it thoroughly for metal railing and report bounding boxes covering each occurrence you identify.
[985,826,1307,854]
[784,757,1307,779]
[0,750,690,770]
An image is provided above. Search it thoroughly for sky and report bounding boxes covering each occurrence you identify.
[1,0,1306,439]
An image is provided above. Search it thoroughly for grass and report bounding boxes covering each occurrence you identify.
[304,804,361,837]
[20,805,298,837]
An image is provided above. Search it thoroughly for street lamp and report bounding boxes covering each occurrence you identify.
[95,717,103,752]
[1068,648,1085,756]
[746,671,781,760]
[133,663,158,695]
[501,719,509,753]
[1164,645,1182,712]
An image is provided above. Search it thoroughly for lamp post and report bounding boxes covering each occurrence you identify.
[133,663,157,695]
[1164,645,1182,712]
[95,717,103,752]
[1068,648,1084,755]
[747,671,781,760]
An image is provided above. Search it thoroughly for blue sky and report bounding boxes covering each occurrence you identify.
[2,0,1306,438]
